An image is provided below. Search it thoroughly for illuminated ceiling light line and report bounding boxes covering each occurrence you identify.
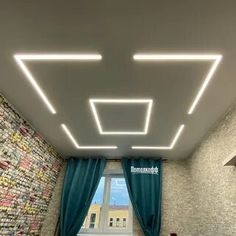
[90,100,103,133]
[14,53,102,114]
[61,123,118,149]
[16,54,102,60]
[133,54,221,60]
[89,98,153,135]
[133,54,222,114]
[187,56,222,114]
[132,124,185,150]
[90,98,153,103]
[61,124,80,149]
[144,99,153,134]
[169,124,185,148]
[14,56,57,114]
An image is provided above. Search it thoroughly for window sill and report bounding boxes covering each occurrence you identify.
[78,233,133,236]
[79,228,133,235]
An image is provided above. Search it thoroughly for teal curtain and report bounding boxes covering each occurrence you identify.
[122,158,162,236]
[59,157,106,236]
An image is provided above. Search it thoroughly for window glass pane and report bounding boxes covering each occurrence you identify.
[108,178,130,229]
[82,177,105,229]
[109,178,129,205]
[92,176,105,204]
[80,176,132,234]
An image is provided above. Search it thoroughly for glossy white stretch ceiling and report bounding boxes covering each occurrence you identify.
[0,1,236,159]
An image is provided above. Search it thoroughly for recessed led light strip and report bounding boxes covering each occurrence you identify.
[90,99,152,103]
[188,57,221,114]
[16,54,102,60]
[14,57,57,114]
[133,54,221,60]
[89,98,153,135]
[133,54,222,114]
[14,54,102,114]
[61,124,80,148]
[61,123,117,149]
[132,124,185,150]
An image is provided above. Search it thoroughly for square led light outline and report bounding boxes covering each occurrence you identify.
[132,124,185,150]
[14,53,102,114]
[133,54,222,114]
[89,98,153,135]
[61,124,117,149]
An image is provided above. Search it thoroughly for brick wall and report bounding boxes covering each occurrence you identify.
[0,94,63,235]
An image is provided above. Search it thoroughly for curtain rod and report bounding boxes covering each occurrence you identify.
[66,157,168,161]
[106,158,168,162]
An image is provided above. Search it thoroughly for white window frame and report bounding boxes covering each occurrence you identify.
[78,169,133,236]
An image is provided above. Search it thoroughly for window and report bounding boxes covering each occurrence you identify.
[109,218,113,227]
[116,218,120,227]
[89,214,96,228]
[123,218,126,227]
[79,174,133,235]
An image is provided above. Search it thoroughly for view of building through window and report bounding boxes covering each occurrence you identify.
[108,177,129,229]
[81,176,132,233]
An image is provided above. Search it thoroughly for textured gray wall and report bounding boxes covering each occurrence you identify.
[189,104,236,236]
[40,162,67,236]
[160,161,195,236]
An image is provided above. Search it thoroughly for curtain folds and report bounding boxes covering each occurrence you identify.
[122,158,162,236]
[59,157,106,236]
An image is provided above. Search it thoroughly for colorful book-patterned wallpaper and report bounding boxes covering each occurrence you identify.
[0,94,63,235]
